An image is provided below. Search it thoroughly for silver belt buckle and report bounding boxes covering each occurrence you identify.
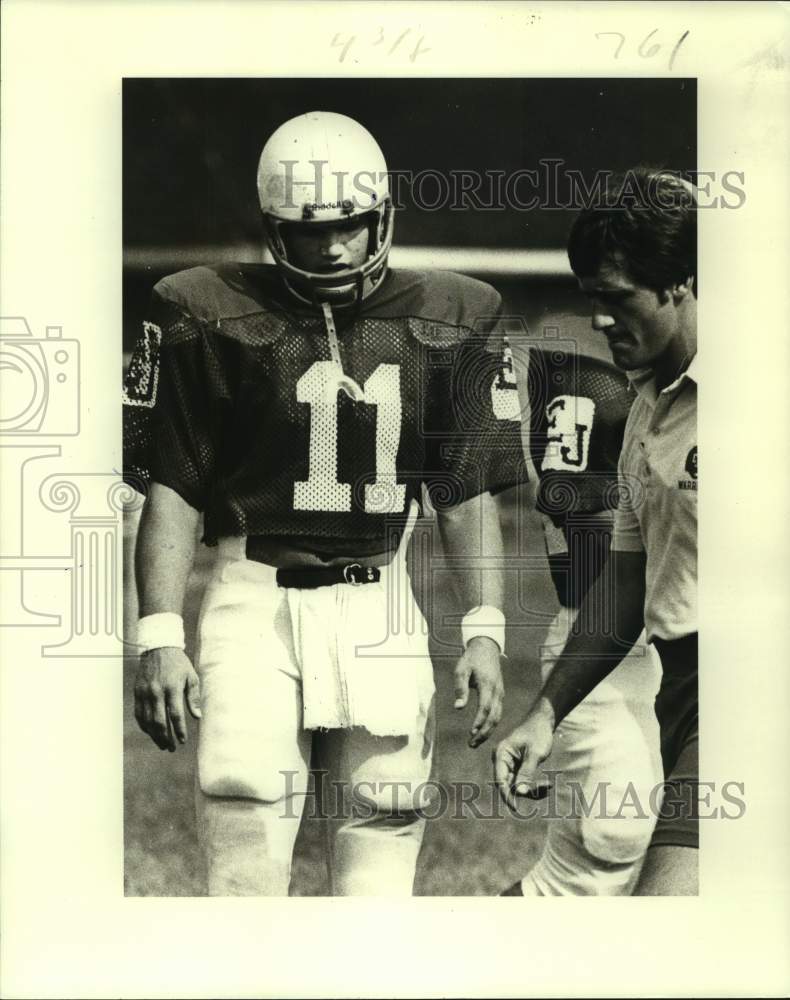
[343,563,363,585]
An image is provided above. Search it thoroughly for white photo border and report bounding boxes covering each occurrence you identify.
[1,2,788,997]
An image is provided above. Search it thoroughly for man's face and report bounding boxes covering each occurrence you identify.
[280,216,370,276]
[578,259,679,371]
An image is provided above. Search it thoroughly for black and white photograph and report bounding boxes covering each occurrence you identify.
[2,2,789,996]
[122,78,702,898]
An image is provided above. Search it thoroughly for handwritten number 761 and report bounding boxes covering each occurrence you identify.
[596,29,689,70]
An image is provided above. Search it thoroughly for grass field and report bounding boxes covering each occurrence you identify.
[123,487,560,896]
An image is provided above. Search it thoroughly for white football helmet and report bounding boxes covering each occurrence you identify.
[257,111,394,305]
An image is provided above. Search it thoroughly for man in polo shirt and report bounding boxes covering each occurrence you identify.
[494,168,698,895]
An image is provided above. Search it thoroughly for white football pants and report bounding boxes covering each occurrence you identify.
[519,605,663,896]
[194,540,435,896]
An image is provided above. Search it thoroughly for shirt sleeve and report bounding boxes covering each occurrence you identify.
[423,309,527,509]
[122,288,221,511]
[611,448,646,553]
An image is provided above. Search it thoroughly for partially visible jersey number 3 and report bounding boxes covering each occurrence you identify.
[542,394,595,472]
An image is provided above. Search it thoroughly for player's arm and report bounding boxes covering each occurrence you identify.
[427,288,524,749]
[126,290,217,753]
[133,482,202,752]
[437,490,506,749]
[494,548,646,807]
[136,482,200,616]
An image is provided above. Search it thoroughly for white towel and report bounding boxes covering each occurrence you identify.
[210,503,431,738]
[289,542,431,737]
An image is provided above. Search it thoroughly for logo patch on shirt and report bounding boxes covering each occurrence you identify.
[678,445,697,489]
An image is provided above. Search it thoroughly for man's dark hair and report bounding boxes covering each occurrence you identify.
[567,167,697,292]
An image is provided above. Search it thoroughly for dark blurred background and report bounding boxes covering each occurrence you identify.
[123,77,695,352]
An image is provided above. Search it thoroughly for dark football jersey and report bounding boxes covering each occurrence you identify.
[527,346,634,524]
[123,264,525,548]
[525,346,634,608]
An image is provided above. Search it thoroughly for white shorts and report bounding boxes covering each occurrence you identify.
[520,606,663,896]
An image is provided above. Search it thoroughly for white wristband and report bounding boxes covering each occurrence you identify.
[461,605,506,656]
[136,612,185,653]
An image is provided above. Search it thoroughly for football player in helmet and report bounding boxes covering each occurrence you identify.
[124,111,525,895]
[500,341,662,895]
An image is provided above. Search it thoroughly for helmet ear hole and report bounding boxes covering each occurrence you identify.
[263,216,286,259]
[365,210,380,260]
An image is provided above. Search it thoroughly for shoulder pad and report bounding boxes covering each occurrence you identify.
[530,345,623,376]
[528,346,632,416]
[154,264,287,343]
[386,269,501,347]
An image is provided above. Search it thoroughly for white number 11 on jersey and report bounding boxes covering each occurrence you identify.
[294,360,407,514]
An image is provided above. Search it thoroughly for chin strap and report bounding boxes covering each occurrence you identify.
[321,301,365,402]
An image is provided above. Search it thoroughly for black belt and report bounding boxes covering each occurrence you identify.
[275,563,381,589]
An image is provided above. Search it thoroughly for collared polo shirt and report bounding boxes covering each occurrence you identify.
[612,355,697,641]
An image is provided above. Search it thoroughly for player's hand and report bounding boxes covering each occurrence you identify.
[133,647,202,752]
[453,636,504,748]
[493,702,556,811]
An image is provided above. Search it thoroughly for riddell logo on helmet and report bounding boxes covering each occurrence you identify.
[301,200,355,219]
